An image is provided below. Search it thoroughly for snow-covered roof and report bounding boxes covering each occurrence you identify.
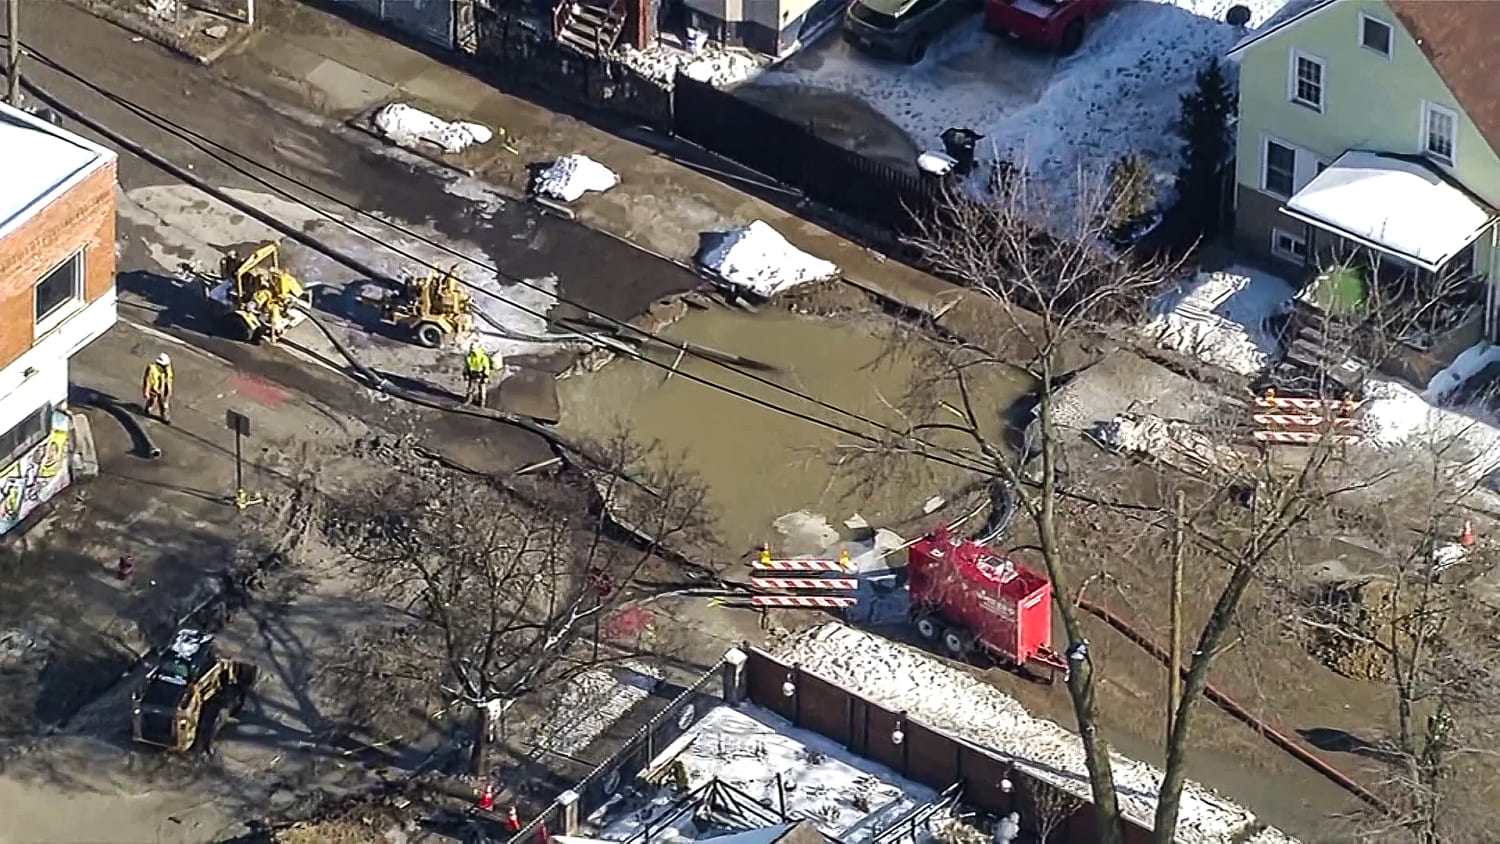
[1281,151,1496,271]
[0,103,112,241]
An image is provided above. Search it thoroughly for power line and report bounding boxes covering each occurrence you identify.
[20,44,1006,477]
[19,57,1006,479]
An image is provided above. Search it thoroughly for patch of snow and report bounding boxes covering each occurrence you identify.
[699,221,838,297]
[1357,378,1500,480]
[1145,266,1293,376]
[616,43,767,88]
[635,705,936,843]
[778,623,1294,843]
[535,155,620,203]
[756,1,1290,211]
[771,510,842,554]
[374,103,494,155]
[532,667,657,757]
[1423,342,1500,404]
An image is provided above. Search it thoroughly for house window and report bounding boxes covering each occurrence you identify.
[1290,50,1325,111]
[1359,14,1392,57]
[1263,139,1297,197]
[34,252,82,327]
[0,404,52,467]
[1423,101,1457,165]
[1272,228,1308,262]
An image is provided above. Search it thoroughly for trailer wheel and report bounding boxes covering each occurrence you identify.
[942,629,972,659]
[915,615,943,641]
[414,321,446,348]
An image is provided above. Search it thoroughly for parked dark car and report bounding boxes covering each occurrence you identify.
[843,0,979,63]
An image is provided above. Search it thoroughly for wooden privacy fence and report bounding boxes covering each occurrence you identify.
[673,73,942,232]
[743,648,1154,844]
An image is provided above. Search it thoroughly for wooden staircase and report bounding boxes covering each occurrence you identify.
[553,0,627,57]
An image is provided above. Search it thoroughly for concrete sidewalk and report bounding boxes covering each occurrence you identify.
[210,0,984,320]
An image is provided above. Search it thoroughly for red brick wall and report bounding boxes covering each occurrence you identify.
[0,159,117,367]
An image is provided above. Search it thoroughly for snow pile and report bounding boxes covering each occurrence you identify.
[699,221,839,296]
[640,705,934,842]
[1358,378,1500,479]
[530,667,656,757]
[374,103,494,154]
[779,624,1295,843]
[1423,342,1500,404]
[1145,266,1294,376]
[616,43,766,88]
[1096,413,1248,476]
[535,155,620,203]
[755,0,1290,208]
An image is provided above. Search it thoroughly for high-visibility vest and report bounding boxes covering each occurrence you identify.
[465,347,492,375]
[146,363,173,394]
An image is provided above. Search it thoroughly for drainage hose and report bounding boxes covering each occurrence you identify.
[1075,597,1393,815]
[76,388,161,459]
[970,481,1017,545]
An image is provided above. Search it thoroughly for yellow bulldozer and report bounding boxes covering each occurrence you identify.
[131,629,257,754]
[212,242,313,344]
[382,264,475,348]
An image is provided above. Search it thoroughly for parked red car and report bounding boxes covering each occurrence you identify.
[984,0,1112,53]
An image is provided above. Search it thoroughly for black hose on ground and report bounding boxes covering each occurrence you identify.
[970,481,1017,546]
[75,388,161,459]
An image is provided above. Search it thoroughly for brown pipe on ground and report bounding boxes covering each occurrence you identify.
[1075,597,1393,815]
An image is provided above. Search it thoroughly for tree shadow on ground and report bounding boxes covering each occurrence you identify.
[1297,727,1405,765]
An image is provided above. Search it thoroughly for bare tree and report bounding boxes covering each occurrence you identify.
[1022,780,1085,842]
[319,434,712,775]
[851,170,1486,841]
[1298,456,1500,842]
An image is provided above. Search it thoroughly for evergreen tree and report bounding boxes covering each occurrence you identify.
[1175,58,1235,236]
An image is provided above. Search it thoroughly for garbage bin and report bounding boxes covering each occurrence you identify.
[940,127,984,176]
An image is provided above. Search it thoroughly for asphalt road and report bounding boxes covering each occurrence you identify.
[25,0,701,325]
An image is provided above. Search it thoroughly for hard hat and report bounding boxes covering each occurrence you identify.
[156,353,171,366]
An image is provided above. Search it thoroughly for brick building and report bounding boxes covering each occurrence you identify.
[0,103,118,534]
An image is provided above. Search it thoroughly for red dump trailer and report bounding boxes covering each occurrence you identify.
[907,527,1068,682]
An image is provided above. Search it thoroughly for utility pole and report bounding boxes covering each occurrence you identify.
[1167,490,1185,742]
[6,0,20,108]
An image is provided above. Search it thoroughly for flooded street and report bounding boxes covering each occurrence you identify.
[557,307,1033,558]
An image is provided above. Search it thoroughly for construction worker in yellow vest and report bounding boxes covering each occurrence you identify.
[463,341,495,406]
[142,352,174,423]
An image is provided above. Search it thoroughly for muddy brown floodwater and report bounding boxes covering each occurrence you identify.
[557,308,1033,559]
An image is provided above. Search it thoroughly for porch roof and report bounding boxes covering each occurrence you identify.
[1280,151,1497,272]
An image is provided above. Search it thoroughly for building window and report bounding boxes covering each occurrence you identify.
[35,252,83,327]
[1263,139,1297,197]
[1272,228,1308,262]
[1423,101,1458,165]
[1359,14,1392,57]
[0,404,51,467]
[1289,50,1325,111]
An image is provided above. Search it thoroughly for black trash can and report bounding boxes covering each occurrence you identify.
[940,127,984,176]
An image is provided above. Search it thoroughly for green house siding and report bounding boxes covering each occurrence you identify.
[1234,0,1500,280]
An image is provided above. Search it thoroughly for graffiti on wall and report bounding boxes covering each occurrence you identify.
[0,412,72,535]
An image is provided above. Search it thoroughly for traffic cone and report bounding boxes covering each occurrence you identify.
[1461,521,1476,547]
[506,805,522,832]
[478,782,494,811]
